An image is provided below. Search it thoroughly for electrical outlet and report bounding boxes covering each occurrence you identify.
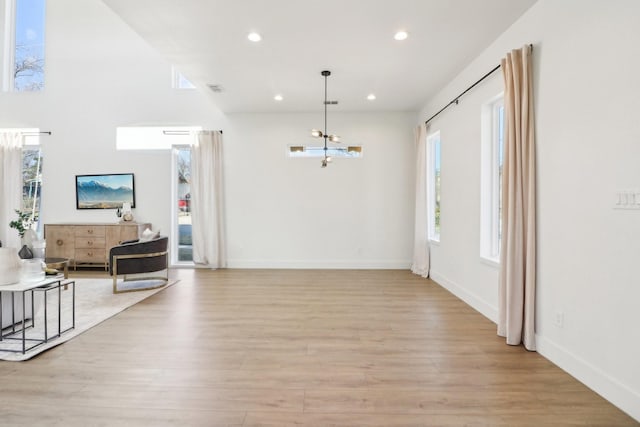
[554,311,564,328]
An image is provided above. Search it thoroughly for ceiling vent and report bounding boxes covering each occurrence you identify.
[207,84,224,93]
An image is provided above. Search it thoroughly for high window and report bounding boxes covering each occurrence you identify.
[172,67,196,89]
[427,131,441,242]
[22,136,43,230]
[3,0,46,91]
[480,94,504,263]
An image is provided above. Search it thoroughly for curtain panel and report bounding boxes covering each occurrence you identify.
[498,44,537,350]
[190,130,227,268]
[411,123,430,277]
[0,132,23,249]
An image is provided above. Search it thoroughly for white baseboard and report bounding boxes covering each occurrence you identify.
[429,270,498,323]
[226,259,412,269]
[429,271,639,422]
[536,335,640,422]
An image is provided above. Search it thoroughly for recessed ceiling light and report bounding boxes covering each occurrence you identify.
[367,94,376,101]
[274,94,283,101]
[394,31,408,41]
[248,32,262,42]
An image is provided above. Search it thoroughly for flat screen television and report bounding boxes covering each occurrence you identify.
[75,173,135,209]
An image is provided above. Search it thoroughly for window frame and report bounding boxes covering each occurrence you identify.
[2,0,46,92]
[427,130,441,243]
[480,94,504,265]
[171,145,193,266]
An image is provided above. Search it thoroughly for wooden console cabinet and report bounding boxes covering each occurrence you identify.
[44,223,151,270]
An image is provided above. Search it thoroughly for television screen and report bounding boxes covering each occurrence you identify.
[75,173,135,209]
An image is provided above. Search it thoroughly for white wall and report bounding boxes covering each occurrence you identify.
[224,112,415,268]
[418,0,640,420]
[0,0,415,269]
[0,0,225,240]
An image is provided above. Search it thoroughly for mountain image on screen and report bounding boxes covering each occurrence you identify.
[77,180,133,208]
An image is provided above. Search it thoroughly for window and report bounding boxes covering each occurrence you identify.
[288,145,362,158]
[173,147,192,263]
[427,131,441,242]
[3,0,46,91]
[172,67,196,89]
[116,126,201,150]
[480,94,504,263]
[21,133,43,232]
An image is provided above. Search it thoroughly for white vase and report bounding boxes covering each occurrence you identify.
[20,259,45,283]
[0,247,21,286]
[22,229,38,249]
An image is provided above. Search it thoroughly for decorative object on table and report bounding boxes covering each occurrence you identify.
[9,209,38,240]
[75,173,135,209]
[0,247,21,286]
[20,258,45,283]
[31,239,46,259]
[310,70,343,168]
[18,244,33,259]
[121,202,134,222]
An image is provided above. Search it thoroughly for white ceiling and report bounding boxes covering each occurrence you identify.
[101,0,536,113]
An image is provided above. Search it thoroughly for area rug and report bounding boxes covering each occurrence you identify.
[0,277,178,361]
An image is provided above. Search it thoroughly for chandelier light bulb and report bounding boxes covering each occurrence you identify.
[394,31,408,41]
[311,129,323,138]
[328,134,340,143]
[248,32,262,42]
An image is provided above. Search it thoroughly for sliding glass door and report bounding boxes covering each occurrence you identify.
[172,146,193,265]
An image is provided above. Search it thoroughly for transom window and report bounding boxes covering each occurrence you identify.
[2,0,46,91]
[288,145,362,158]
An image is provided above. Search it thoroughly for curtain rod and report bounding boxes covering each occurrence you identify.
[163,130,223,135]
[21,131,51,136]
[425,44,533,126]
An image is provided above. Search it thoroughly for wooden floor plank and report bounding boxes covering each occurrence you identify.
[0,268,636,426]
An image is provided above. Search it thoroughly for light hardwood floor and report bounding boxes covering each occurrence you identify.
[0,269,636,426]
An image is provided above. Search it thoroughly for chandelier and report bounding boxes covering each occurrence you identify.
[311,70,341,168]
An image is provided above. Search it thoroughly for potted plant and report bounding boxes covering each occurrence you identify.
[9,209,38,237]
[9,209,38,258]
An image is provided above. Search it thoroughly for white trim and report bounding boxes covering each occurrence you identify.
[479,255,499,268]
[426,130,441,242]
[1,0,16,91]
[429,266,640,422]
[537,334,640,422]
[429,270,498,323]
[480,94,504,261]
[170,145,194,267]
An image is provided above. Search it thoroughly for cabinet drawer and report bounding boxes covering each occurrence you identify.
[75,237,106,249]
[75,226,106,237]
[74,249,106,263]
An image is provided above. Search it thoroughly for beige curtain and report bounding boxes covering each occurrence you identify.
[498,44,536,350]
[0,132,23,249]
[411,123,430,277]
[191,130,227,268]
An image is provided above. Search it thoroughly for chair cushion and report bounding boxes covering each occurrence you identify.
[139,228,160,242]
